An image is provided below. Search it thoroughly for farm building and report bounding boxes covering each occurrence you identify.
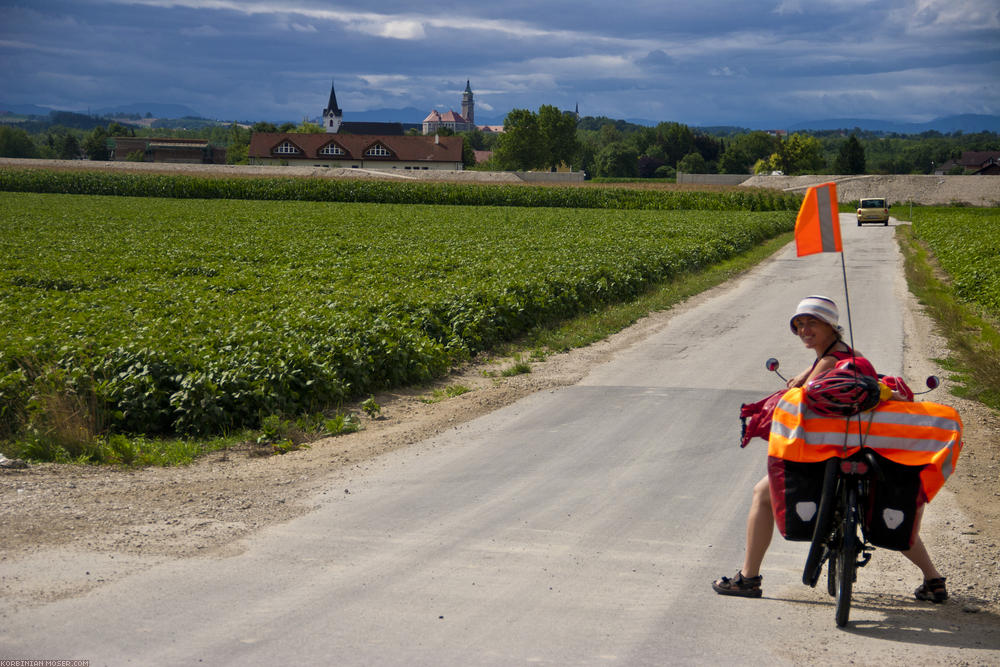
[936,151,1000,175]
[247,132,464,170]
[111,137,227,164]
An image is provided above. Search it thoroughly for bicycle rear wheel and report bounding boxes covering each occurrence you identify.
[803,458,839,587]
[835,485,859,627]
[827,541,837,597]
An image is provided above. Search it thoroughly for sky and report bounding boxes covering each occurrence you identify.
[2,0,998,128]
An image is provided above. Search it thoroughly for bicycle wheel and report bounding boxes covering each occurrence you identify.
[803,458,839,587]
[827,535,838,597]
[835,484,859,627]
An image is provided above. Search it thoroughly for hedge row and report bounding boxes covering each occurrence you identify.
[0,167,802,211]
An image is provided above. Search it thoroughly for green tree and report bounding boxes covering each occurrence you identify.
[82,126,110,160]
[295,121,323,133]
[833,134,866,174]
[773,133,825,174]
[753,157,775,175]
[653,165,676,179]
[537,104,579,170]
[460,137,476,168]
[493,109,544,170]
[718,131,780,174]
[226,122,251,165]
[593,142,638,177]
[0,126,38,158]
[57,134,81,160]
[252,121,279,133]
[107,122,130,137]
[660,122,695,166]
[676,151,707,174]
[458,127,496,151]
[226,143,248,165]
[598,123,624,146]
[575,134,599,178]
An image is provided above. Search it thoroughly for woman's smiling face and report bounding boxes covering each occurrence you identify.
[792,314,837,352]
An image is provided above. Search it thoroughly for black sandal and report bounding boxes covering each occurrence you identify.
[713,571,762,598]
[915,577,948,603]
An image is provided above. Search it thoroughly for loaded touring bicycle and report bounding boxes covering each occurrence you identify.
[765,363,963,626]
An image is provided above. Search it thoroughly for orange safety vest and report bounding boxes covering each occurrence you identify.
[768,388,963,501]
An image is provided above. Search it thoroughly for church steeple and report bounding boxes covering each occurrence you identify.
[323,79,343,133]
[461,80,474,128]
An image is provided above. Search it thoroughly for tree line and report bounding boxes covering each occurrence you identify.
[2,108,997,177]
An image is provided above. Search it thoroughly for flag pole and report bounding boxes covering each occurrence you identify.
[840,252,855,352]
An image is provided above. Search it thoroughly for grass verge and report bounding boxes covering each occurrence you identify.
[896,225,1000,411]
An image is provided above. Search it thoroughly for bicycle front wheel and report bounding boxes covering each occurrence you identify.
[835,484,859,627]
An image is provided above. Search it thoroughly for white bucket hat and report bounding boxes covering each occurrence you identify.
[790,295,843,334]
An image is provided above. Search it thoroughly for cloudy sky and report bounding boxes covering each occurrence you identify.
[2,0,998,128]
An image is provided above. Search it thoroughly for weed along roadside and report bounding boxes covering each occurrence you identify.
[0,173,799,464]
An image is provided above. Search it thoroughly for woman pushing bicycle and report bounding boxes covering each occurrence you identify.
[712,295,948,603]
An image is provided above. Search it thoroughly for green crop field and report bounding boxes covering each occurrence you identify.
[0,190,794,441]
[909,207,1000,317]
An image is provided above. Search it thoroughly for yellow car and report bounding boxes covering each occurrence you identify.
[857,198,890,226]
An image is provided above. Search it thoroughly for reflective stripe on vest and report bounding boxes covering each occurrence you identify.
[768,387,963,501]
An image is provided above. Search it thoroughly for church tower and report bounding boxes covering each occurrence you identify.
[461,80,474,128]
[323,80,343,133]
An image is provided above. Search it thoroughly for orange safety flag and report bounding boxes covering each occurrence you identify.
[794,182,842,256]
[769,388,962,501]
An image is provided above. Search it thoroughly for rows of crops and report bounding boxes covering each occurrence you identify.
[910,207,1000,317]
[0,167,801,211]
[0,191,794,439]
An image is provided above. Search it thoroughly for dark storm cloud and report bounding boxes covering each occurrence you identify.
[1,0,997,127]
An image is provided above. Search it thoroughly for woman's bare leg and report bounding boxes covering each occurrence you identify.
[741,475,774,578]
[901,507,942,580]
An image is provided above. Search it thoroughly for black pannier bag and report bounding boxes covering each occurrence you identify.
[767,456,832,541]
[863,452,926,551]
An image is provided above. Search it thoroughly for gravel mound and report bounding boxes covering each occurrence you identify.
[742,173,1000,207]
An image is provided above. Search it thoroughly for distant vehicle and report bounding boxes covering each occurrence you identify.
[857,198,890,226]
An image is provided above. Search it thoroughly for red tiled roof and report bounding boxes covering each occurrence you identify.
[248,132,463,163]
[958,151,1000,167]
[437,110,467,123]
[423,109,468,124]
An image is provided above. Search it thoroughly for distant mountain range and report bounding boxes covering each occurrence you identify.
[3,100,998,135]
[93,102,204,118]
[785,114,1000,134]
[0,101,204,119]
